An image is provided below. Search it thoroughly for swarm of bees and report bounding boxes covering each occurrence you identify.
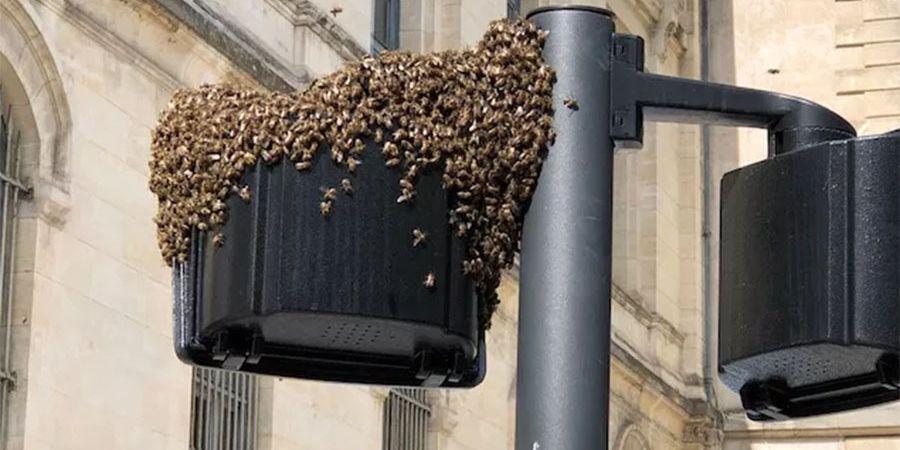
[149,19,555,328]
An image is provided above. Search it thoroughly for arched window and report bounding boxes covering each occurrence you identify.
[0,76,28,447]
[0,3,71,448]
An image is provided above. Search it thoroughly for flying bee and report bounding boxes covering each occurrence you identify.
[412,228,427,247]
[340,178,353,195]
[330,5,343,16]
[563,96,579,110]
[320,201,332,217]
[321,187,338,201]
[423,272,436,289]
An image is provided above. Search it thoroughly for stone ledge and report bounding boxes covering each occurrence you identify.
[724,426,900,440]
[151,0,308,91]
[265,0,369,61]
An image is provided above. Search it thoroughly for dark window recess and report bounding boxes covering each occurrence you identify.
[190,368,259,450]
[382,388,431,450]
[507,0,521,19]
[373,0,400,52]
[0,82,26,449]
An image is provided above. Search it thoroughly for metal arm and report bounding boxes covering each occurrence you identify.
[609,34,856,154]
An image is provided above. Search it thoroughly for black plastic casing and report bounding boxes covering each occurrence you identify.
[719,131,900,420]
[173,142,485,387]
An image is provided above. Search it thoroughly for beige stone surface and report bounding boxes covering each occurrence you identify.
[0,0,895,449]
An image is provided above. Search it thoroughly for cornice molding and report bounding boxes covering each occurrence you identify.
[263,0,368,62]
[611,340,721,440]
[612,283,686,346]
[632,0,664,28]
[650,0,689,62]
[31,0,182,92]
[152,0,306,91]
[724,425,900,440]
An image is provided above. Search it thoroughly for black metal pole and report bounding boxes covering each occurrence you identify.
[517,6,615,450]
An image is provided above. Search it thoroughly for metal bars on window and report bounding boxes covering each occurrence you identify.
[190,368,258,450]
[0,87,25,449]
[382,388,431,450]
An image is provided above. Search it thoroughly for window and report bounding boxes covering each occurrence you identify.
[373,0,400,52]
[382,388,431,450]
[0,87,26,446]
[190,368,259,450]
[507,0,521,20]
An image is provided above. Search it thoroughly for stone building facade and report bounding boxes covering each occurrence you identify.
[0,0,895,449]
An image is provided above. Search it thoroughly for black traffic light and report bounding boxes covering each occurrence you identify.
[173,141,485,388]
[719,130,900,421]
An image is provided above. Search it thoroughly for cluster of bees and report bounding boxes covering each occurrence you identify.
[149,19,555,328]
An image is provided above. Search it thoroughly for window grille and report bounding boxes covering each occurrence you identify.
[0,87,26,447]
[507,0,521,19]
[373,0,400,52]
[190,368,258,450]
[382,388,431,450]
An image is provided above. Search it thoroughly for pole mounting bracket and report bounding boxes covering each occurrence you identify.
[609,34,856,154]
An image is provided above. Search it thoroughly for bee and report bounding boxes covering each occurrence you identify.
[295,161,312,171]
[412,228,427,247]
[330,5,343,16]
[347,157,361,172]
[322,187,338,201]
[385,158,401,167]
[340,178,353,195]
[563,96,579,110]
[212,233,225,247]
[382,142,399,157]
[423,272,436,289]
[320,201,332,217]
[396,192,412,204]
[238,185,252,202]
